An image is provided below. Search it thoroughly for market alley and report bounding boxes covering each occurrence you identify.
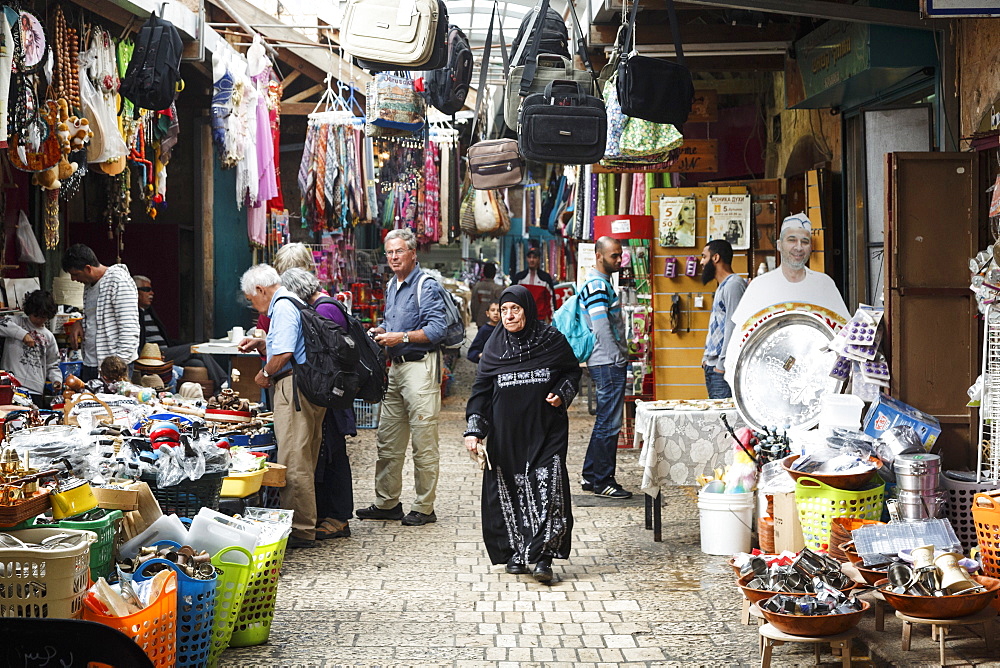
[219,361,793,667]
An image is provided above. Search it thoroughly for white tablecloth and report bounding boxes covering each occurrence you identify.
[635,401,745,496]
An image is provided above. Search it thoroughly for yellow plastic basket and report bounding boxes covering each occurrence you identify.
[795,476,885,552]
[220,469,267,498]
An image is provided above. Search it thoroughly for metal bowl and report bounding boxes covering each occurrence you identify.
[737,571,858,605]
[732,311,842,432]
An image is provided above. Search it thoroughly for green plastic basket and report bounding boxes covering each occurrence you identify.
[795,476,885,552]
[228,537,287,647]
[208,546,253,667]
[57,509,123,581]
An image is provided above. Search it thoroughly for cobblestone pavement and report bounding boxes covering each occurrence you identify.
[218,360,994,667]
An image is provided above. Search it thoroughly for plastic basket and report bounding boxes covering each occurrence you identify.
[135,558,216,668]
[795,477,885,552]
[221,469,267,498]
[228,537,288,647]
[208,546,253,666]
[83,568,177,668]
[58,361,83,379]
[142,472,226,519]
[0,527,94,618]
[942,474,999,554]
[354,399,380,429]
[972,491,1000,577]
[56,508,123,582]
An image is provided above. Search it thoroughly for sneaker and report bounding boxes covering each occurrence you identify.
[401,510,437,526]
[356,502,404,520]
[287,537,319,549]
[581,481,594,492]
[594,484,633,499]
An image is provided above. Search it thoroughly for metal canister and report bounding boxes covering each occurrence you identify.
[894,453,941,494]
[897,489,947,521]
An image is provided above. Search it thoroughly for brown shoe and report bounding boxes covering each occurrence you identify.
[316,518,351,539]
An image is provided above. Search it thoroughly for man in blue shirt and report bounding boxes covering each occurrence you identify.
[357,228,448,527]
[580,237,633,500]
[700,239,747,399]
[237,264,326,548]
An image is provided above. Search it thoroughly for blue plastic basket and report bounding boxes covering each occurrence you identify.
[136,557,217,668]
[353,399,380,429]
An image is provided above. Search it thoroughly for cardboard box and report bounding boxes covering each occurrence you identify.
[772,491,805,553]
[93,484,140,511]
[261,463,286,488]
[862,394,942,448]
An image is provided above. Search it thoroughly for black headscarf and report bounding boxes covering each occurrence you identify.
[477,285,578,376]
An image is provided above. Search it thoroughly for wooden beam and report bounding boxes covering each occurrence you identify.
[687,54,785,71]
[589,22,797,47]
[200,117,214,339]
[281,102,328,116]
[281,70,302,88]
[606,0,937,30]
[284,83,325,104]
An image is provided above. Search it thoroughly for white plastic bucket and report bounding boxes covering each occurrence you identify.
[697,490,755,556]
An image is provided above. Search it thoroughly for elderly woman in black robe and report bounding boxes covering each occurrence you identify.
[464,286,582,583]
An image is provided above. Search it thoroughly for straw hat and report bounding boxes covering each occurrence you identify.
[179,366,209,383]
[140,374,165,390]
[179,382,205,400]
[135,344,169,367]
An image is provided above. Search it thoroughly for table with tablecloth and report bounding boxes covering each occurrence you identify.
[633,400,745,540]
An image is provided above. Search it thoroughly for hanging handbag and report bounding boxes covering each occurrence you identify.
[340,0,441,68]
[620,117,684,157]
[354,0,449,71]
[616,0,694,126]
[366,72,425,135]
[467,3,524,190]
[459,176,478,236]
[474,188,503,235]
[504,0,599,132]
[603,76,628,161]
[518,79,607,165]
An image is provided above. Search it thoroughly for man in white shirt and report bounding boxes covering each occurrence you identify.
[724,214,850,389]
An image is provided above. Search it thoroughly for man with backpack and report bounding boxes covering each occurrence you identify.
[237,264,326,549]
[579,237,633,500]
[357,228,450,527]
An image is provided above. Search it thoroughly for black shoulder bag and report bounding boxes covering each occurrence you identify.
[616,0,694,126]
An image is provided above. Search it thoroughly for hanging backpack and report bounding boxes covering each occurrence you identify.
[552,293,594,363]
[510,5,569,66]
[390,274,466,349]
[276,296,361,411]
[320,297,389,404]
[119,7,184,114]
[425,25,473,115]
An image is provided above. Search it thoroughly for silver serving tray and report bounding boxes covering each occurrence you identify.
[733,311,842,432]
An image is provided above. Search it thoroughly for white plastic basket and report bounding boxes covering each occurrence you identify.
[354,400,380,429]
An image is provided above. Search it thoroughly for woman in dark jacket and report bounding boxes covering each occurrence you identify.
[464,286,581,583]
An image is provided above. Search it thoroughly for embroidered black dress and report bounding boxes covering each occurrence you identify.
[465,286,582,567]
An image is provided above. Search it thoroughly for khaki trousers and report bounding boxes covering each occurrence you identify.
[273,375,326,540]
[374,351,441,515]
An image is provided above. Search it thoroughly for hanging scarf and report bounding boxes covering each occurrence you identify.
[477,286,579,377]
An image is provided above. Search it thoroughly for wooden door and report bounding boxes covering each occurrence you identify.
[886,152,979,470]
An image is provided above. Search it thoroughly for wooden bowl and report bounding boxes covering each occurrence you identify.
[875,575,1000,619]
[728,558,742,578]
[754,599,869,637]
[837,542,864,566]
[781,455,878,491]
[856,565,889,585]
[737,571,858,605]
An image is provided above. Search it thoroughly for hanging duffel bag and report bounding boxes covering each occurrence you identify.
[616,0,693,126]
[341,0,441,68]
[518,79,606,165]
[354,0,449,72]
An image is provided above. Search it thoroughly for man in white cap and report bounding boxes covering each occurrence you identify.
[724,214,850,388]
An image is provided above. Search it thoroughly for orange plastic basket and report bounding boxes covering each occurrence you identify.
[83,570,178,668]
[972,491,1000,577]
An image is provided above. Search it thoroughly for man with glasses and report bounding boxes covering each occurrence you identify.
[357,228,449,527]
[133,275,228,392]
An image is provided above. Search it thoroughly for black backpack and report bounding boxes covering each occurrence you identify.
[276,296,360,411]
[119,8,184,114]
[426,25,473,115]
[511,6,569,66]
[319,297,388,404]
